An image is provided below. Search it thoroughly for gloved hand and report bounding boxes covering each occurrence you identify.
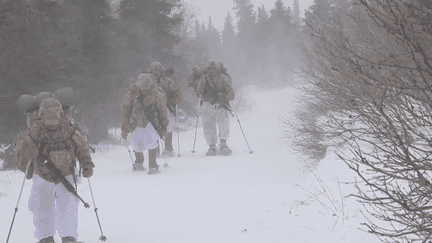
[160,128,167,139]
[82,164,94,178]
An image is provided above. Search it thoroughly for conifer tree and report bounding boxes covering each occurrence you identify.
[221,12,236,45]
[293,0,301,31]
[206,16,223,61]
[233,0,257,75]
[255,5,270,71]
[221,11,239,80]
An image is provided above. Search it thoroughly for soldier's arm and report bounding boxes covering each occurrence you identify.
[122,88,134,118]
[223,76,235,101]
[196,76,206,99]
[121,87,136,136]
[157,92,169,136]
[72,130,95,169]
[169,78,182,105]
[13,131,39,173]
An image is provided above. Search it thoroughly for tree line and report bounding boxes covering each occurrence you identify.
[0,0,304,146]
[0,0,182,145]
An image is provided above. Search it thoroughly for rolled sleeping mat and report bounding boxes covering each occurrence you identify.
[54,87,74,108]
[34,91,54,106]
[17,94,38,114]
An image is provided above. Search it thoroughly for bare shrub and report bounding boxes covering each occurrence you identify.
[291,0,432,241]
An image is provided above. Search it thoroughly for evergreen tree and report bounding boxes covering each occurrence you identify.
[232,0,257,76]
[293,0,301,31]
[116,0,182,69]
[221,12,236,45]
[0,0,115,143]
[206,16,223,61]
[221,11,240,81]
[255,5,270,71]
[268,0,294,76]
[303,0,333,33]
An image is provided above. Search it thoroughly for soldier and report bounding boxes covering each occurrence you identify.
[121,62,169,174]
[13,98,95,243]
[195,61,235,156]
[157,66,181,157]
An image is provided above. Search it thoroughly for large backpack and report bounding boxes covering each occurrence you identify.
[188,61,232,91]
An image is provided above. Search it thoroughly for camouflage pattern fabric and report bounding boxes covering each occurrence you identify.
[121,73,168,138]
[196,72,235,103]
[158,75,181,115]
[13,117,94,182]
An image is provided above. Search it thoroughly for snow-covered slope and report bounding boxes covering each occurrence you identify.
[1,85,381,243]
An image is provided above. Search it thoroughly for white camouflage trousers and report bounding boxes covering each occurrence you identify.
[130,122,160,152]
[167,111,176,133]
[201,101,230,146]
[29,174,79,241]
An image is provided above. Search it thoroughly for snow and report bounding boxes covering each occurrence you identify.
[0,85,381,243]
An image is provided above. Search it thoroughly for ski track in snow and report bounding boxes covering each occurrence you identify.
[0,85,381,243]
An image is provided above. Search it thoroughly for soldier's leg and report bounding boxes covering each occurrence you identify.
[164,132,174,156]
[133,151,145,171]
[28,174,56,241]
[148,148,160,174]
[130,127,146,171]
[163,114,176,157]
[201,103,218,156]
[202,103,218,145]
[55,175,79,240]
[217,108,232,155]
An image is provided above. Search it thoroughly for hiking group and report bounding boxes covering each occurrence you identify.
[10,60,236,243]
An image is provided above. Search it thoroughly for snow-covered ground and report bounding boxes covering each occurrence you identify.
[0,85,381,243]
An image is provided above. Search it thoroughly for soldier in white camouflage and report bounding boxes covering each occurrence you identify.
[121,62,168,174]
[195,61,235,156]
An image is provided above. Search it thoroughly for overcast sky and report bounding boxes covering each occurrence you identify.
[186,0,314,31]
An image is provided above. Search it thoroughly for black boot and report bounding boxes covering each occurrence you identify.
[38,236,55,243]
[62,236,77,243]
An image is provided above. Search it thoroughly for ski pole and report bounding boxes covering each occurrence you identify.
[126,145,134,166]
[191,95,201,153]
[87,178,107,242]
[232,112,253,154]
[176,104,181,157]
[6,160,32,243]
[160,138,169,168]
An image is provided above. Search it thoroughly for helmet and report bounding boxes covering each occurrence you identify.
[38,98,64,129]
[39,98,63,113]
[207,61,219,76]
[35,92,54,106]
[147,62,164,73]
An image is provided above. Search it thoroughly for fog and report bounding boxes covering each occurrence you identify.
[0,0,305,150]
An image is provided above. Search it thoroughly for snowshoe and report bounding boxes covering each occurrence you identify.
[206,145,217,156]
[38,236,55,243]
[132,162,145,171]
[162,150,175,157]
[219,143,232,156]
[148,167,160,175]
